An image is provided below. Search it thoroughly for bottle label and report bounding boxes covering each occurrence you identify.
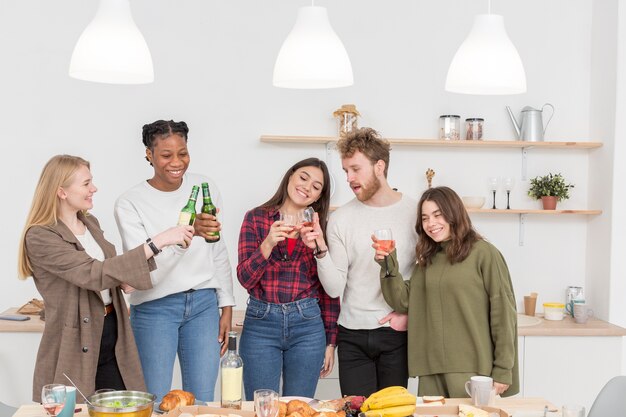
[221,367,243,402]
[178,212,193,226]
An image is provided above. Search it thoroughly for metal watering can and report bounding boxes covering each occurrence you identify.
[506,103,555,142]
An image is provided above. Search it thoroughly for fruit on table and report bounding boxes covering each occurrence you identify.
[360,386,416,417]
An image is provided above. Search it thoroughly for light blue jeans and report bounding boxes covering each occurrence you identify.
[130,289,220,402]
[239,297,326,400]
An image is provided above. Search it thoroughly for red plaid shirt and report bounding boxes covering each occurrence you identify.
[237,206,339,345]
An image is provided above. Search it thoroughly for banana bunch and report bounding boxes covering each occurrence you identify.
[360,386,416,417]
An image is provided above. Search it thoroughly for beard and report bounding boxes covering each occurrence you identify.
[355,173,382,202]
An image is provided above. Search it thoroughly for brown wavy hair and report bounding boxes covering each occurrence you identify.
[260,158,331,235]
[415,186,482,266]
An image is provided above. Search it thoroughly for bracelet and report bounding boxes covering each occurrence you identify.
[314,248,328,258]
[146,238,162,256]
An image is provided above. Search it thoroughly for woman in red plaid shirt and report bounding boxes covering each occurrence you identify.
[237,157,339,399]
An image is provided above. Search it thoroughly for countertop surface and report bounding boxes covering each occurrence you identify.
[2,307,625,336]
[12,398,559,417]
[0,308,244,333]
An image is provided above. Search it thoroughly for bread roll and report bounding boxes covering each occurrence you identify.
[158,389,196,411]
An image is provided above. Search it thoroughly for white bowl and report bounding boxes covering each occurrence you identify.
[462,196,485,209]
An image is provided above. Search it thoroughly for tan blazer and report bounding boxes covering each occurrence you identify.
[25,212,156,401]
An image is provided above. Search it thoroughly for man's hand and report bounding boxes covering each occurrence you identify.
[378,311,408,331]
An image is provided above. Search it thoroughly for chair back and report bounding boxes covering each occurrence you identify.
[588,375,626,417]
[0,401,18,417]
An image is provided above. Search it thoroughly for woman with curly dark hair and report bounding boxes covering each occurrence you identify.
[114,120,235,402]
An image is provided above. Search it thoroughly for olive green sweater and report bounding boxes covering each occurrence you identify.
[380,240,519,396]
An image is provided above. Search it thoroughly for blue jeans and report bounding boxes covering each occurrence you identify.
[239,297,326,399]
[130,289,220,402]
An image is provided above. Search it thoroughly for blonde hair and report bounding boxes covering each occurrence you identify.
[17,155,90,279]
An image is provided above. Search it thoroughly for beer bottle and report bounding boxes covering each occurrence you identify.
[176,186,199,248]
[201,182,220,243]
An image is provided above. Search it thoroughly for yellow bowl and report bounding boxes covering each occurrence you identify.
[87,391,155,417]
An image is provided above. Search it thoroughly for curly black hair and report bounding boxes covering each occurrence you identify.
[142,120,189,165]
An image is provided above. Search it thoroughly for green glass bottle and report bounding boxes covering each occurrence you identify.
[201,182,220,243]
[178,185,199,227]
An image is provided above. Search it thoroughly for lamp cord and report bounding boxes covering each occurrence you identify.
[488,0,491,14]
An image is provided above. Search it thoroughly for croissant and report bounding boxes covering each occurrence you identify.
[159,389,196,411]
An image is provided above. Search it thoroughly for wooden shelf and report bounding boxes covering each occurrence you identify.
[260,135,603,149]
[329,206,602,215]
[467,208,602,215]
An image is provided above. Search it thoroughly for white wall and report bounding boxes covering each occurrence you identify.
[1,0,622,393]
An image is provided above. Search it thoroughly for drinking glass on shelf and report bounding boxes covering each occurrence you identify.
[374,229,395,277]
[299,207,321,254]
[503,177,515,210]
[254,389,279,417]
[41,384,66,417]
[488,177,501,209]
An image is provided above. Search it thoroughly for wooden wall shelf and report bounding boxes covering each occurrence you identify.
[467,208,602,215]
[260,135,603,149]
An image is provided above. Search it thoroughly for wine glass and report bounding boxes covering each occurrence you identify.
[41,384,66,417]
[503,177,515,209]
[254,389,279,417]
[279,212,297,234]
[487,177,501,209]
[374,229,395,277]
[300,207,321,254]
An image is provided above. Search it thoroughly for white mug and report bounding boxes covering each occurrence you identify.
[464,376,495,406]
[573,303,594,324]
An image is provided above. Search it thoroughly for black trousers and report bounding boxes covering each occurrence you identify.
[337,325,408,397]
[95,310,126,391]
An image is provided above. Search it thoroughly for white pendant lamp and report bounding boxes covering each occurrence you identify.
[273,3,353,89]
[445,2,526,95]
[69,0,154,84]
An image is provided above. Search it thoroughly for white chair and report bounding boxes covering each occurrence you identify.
[587,375,626,417]
[0,401,17,417]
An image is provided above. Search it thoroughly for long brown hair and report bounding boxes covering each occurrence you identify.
[18,155,90,279]
[415,186,481,266]
[260,158,331,235]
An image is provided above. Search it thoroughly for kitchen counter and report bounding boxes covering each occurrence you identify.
[3,308,624,337]
[517,313,626,336]
[0,308,245,333]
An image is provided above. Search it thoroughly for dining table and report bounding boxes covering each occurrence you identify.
[10,397,560,417]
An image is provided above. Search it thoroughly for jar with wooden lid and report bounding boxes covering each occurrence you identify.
[333,104,360,137]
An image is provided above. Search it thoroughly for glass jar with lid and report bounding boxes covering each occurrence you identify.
[465,118,484,140]
[439,115,460,140]
[333,104,360,137]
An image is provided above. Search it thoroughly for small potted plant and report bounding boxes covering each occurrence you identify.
[528,172,574,210]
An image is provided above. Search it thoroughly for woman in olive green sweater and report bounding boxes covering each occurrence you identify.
[374,186,518,398]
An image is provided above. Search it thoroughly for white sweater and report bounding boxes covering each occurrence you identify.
[316,194,418,329]
[114,173,235,307]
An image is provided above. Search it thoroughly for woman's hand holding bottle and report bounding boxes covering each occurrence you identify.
[152,225,195,250]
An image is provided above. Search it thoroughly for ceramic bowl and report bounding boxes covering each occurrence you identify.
[462,196,485,209]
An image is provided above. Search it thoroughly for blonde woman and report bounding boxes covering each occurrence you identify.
[18,154,193,401]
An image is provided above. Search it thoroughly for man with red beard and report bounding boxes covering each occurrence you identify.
[312,127,419,396]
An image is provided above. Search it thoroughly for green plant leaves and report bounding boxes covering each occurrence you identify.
[527,172,574,201]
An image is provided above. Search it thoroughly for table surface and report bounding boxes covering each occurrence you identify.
[12,398,559,417]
